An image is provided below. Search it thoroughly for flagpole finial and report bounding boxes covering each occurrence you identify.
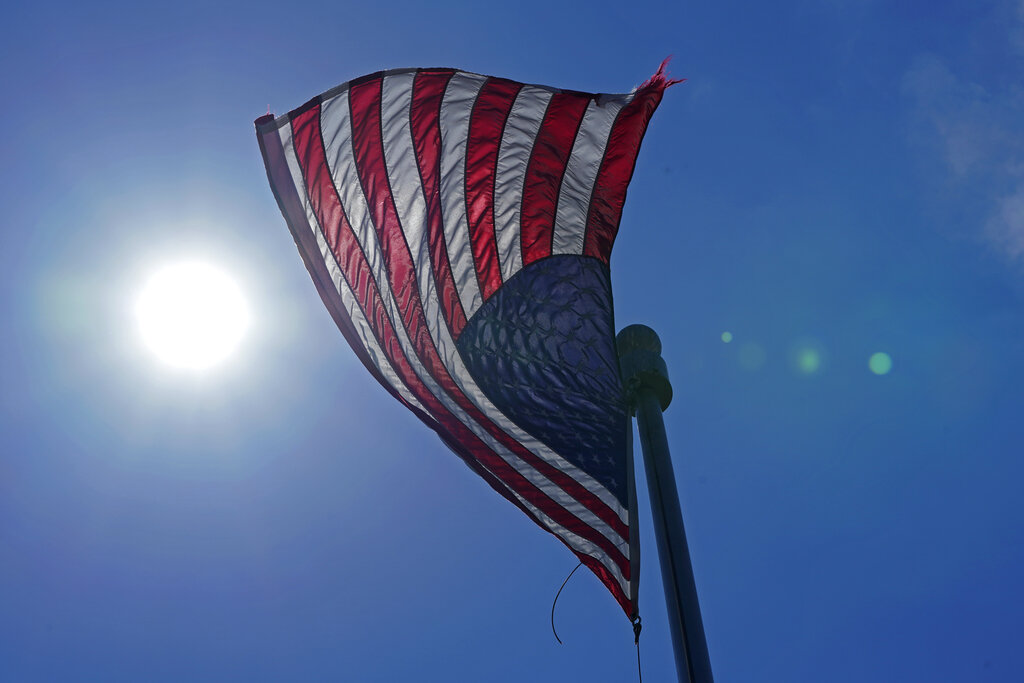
[617,324,672,412]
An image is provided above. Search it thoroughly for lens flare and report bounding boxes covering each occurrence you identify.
[796,349,821,373]
[790,339,825,375]
[869,352,893,375]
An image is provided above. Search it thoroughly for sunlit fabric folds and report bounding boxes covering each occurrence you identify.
[255,65,673,618]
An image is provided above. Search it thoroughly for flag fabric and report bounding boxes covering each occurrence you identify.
[255,64,675,618]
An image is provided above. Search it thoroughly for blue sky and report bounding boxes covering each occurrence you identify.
[3,0,1024,680]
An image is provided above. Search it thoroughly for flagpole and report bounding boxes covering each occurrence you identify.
[617,325,713,683]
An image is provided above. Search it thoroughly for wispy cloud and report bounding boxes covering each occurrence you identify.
[987,186,1024,262]
[1014,0,1024,54]
[902,6,1024,266]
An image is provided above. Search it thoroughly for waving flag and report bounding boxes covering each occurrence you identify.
[256,64,675,618]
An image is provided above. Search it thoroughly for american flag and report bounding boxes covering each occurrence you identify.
[256,64,675,618]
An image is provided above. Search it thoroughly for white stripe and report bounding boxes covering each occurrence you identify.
[318,83,629,559]
[378,74,631,527]
[379,72,464,378]
[494,86,552,282]
[437,72,487,319]
[275,124,429,418]
[551,94,632,255]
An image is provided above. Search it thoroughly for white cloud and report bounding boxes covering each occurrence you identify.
[903,55,1024,177]
[987,187,1024,262]
[902,5,1024,267]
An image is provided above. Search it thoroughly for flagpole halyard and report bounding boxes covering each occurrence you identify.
[618,324,713,683]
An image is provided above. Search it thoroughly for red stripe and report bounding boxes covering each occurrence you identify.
[409,70,468,339]
[583,84,666,262]
[257,118,416,418]
[291,106,401,372]
[578,552,631,616]
[464,78,522,300]
[347,77,632,565]
[294,82,630,577]
[519,93,591,266]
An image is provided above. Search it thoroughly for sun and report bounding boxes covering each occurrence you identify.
[136,261,249,370]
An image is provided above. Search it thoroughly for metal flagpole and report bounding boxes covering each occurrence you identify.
[617,324,714,683]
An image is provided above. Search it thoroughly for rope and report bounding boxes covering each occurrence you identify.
[550,560,643,682]
[550,561,583,644]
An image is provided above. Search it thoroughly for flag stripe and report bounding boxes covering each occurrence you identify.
[293,104,631,581]
[465,77,522,300]
[380,71,468,390]
[438,72,488,320]
[289,107,424,413]
[311,83,631,572]
[350,78,438,365]
[270,119,428,419]
[493,86,552,282]
[408,69,468,338]
[382,75,631,529]
[583,83,666,262]
[551,95,631,255]
[322,84,627,539]
[345,77,631,552]
[346,76,630,540]
[579,552,632,616]
[519,92,590,266]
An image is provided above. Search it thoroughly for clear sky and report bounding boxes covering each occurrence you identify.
[3,1,1023,681]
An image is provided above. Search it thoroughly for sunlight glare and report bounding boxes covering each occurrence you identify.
[136,262,249,370]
